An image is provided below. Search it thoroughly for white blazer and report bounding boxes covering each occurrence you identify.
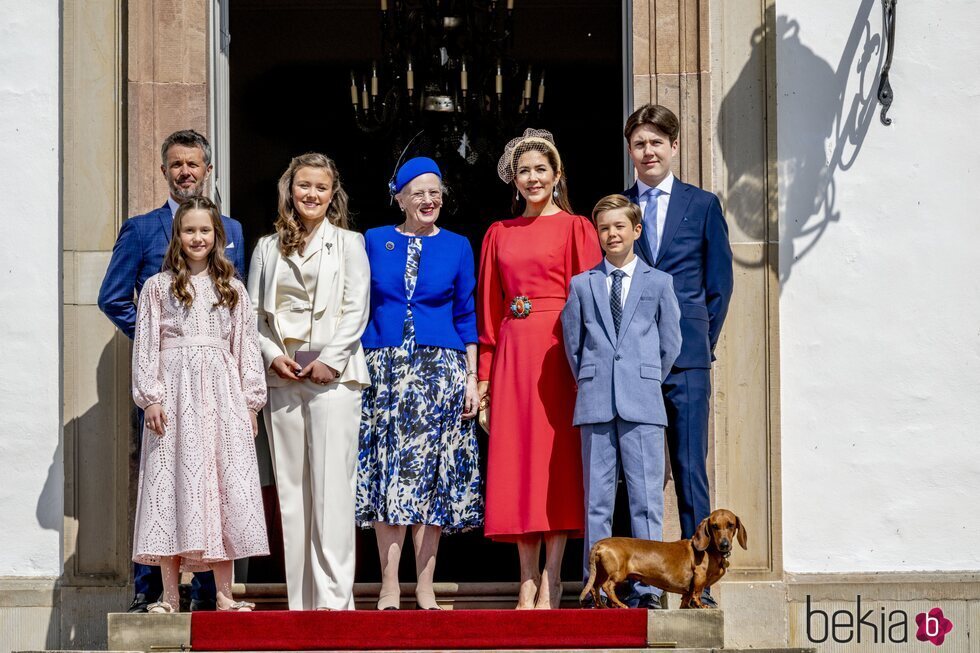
[247,221,371,389]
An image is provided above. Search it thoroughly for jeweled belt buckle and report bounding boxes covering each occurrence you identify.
[510,295,532,318]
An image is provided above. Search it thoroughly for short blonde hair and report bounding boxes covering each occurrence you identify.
[592,194,642,227]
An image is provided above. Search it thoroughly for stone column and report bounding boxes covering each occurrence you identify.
[59,0,212,648]
[632,0,782,589]
[61,0,131,648]
[128,0,210,214]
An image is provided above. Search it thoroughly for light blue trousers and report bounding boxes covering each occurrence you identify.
[581,417,665,601]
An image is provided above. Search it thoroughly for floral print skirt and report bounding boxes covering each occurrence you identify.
[356,316,483,533]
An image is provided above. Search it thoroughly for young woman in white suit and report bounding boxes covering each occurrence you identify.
[247,152,370,610]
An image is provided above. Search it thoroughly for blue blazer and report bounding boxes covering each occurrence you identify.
[561,258,682,426]
[362,225,477,351]
[625,179,733,369]
[97,203,246,339]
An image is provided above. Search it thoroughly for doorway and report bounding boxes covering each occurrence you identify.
[228,0,626,586]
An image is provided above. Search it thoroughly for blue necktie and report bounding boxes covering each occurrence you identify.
[610,270,625,336]
[643,187,662,262]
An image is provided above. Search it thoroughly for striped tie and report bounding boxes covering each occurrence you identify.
[610,269,625,336]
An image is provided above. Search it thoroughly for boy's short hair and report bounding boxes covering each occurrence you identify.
[592,194,642,228]
[624,104,680,143]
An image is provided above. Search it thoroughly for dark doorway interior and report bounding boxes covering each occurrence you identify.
[230,0,625,586]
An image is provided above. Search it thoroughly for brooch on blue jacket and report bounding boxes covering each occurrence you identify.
[385,241,395,251]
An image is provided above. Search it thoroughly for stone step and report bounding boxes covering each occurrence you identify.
[230,581,703,610]
[107,609,731,652]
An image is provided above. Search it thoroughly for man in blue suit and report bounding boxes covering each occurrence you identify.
[562,195,681,609]
[623,104,734,607]
[98,130,246,612]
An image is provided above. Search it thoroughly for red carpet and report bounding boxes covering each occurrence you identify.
[191,609,648,650]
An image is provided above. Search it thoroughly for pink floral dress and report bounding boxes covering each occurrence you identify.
[132,272,269,570]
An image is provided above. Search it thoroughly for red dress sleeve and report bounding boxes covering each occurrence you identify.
[477,221,504,381]
[565,215,603,289]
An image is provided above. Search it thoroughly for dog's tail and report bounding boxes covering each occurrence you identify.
[580,545,598,604]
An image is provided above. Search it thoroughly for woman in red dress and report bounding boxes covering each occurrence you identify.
[477,130,602,609]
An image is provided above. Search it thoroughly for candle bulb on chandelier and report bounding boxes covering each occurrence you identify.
[371,62,379,98]
[380,0,387,11]
[407,59,415,96]
[461,61,468,97]
[522,66,532,110]
[350,72,359,109]
[507,0,514,10]
[361,80,369,110]
[495,62,503,96]
[537,71,545,107]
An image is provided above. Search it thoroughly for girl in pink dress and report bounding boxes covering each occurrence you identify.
[132,196,269,613]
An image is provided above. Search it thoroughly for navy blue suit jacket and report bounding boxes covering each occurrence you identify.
[98,203,246,339]
[625,179,733,369]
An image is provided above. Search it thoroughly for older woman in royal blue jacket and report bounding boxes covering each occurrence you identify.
[356,157,483,611]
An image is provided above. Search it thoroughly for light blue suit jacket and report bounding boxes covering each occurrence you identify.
[561,257,682,427]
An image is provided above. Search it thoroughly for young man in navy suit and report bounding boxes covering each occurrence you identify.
[98,130,246,612]
[562,195,681,609]
[623,104,734,607]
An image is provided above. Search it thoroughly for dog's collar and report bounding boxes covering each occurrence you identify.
[721,550,732,559]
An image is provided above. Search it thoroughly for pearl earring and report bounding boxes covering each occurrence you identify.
[553,187,559,199]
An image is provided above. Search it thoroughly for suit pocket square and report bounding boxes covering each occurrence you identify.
[225,242,235,249]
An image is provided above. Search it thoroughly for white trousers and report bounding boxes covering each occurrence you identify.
[264,379,361,610]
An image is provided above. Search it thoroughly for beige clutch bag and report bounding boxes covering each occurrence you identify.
[477,394,490,434]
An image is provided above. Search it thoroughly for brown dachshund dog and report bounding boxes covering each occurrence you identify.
[580,509,747,609]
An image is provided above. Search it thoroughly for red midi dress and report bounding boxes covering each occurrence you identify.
[477,211,602,540]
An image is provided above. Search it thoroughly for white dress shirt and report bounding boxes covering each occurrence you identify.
[167,196,181,217]
[603,255,639,308]
[636,172,675,259]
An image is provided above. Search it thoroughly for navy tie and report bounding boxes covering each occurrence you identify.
[610,270,625,336]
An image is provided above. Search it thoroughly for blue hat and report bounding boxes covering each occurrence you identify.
[393,157,442,194]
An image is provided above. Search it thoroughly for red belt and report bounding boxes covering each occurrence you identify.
[506,295,566,318]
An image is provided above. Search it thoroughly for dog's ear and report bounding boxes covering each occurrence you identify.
[736,516,748,550]
[692,518,710,552]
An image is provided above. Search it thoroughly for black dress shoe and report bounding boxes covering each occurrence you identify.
[190,598,217,612]
[699,590,718,608]
[635,595,666,610]
[127,593,151,613]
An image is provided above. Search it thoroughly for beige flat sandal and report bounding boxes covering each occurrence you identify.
[218,600,255,612]
[147,601,177,614]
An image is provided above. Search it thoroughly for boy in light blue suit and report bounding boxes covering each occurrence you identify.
[561,194,681,608]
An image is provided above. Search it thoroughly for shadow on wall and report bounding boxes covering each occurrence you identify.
[719,0,887,286]
[38,342,132,650]
[37,430,63,650]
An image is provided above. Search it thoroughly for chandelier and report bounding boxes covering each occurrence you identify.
[349,0,547,175]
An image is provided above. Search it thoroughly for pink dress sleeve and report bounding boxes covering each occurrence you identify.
[477,222,504,382]
[230,281,267,412]
[132,277,166,410]
[565,215,603,288]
